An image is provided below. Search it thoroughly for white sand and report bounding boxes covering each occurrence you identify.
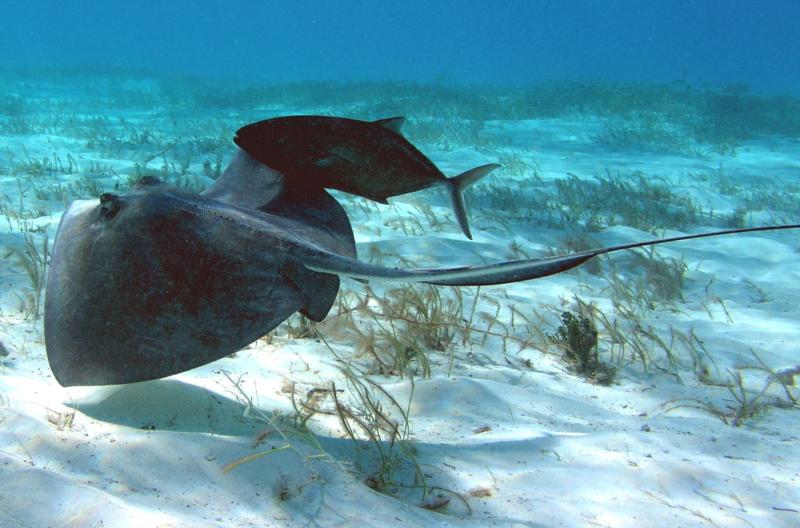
[1,108,799,527]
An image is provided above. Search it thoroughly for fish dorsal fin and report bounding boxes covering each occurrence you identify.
[373,116,405,133]
[201,148,284,210]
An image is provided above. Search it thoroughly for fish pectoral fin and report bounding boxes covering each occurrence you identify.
[313,154,342,168]
[282,260,340,322]
[327,145,367,166]
[373,116,406,133]
[312,151,391,204]
[312,149,364,169]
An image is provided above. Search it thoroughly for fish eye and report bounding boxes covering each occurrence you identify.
[99,193,121,220]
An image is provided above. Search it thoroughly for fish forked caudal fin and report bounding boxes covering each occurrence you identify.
[447,163,501,239]
[306,224,800,287]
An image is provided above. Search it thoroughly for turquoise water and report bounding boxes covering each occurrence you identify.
[1,3,799,527]
[2,1,799,92]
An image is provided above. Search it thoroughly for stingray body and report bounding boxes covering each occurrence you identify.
[45,178,350,386]
[234,115,499,238]
[44,176,800,387]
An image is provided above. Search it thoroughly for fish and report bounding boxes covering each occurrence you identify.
[231,115,499,239]
[43,175,800,386]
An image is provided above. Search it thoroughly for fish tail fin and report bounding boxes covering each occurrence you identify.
[447,163,500,239]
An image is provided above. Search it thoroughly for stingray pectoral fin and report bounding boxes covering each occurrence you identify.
[283,260,340,321]
[202,149,285,210]
[447,164,501,240]
[373,116,406,133]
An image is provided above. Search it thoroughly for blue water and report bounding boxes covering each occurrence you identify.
[2,0,798,93]
[2,2,800,526]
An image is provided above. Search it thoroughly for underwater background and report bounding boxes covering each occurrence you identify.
[1,1,799,527]
[2,0,800,91]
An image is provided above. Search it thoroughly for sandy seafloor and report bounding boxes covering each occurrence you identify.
[0,76,799,527]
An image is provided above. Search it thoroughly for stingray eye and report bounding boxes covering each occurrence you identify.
[99,193,121,220]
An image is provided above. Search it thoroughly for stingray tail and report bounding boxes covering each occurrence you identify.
[447,163,500,239]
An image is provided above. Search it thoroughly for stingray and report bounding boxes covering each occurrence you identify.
[44,176,800,386]
[231,115,499,239]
